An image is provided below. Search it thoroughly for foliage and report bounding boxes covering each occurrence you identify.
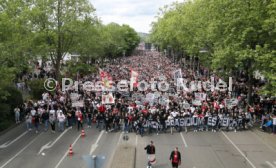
[27,79,46,100]
[66,62,97,77]
[0,86,23,131]
[150,0,276,97]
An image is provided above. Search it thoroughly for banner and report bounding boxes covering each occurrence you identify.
[192,99,202,106]
[225,98,239,108]
[146,117,245,130]
[72,101,84,107]
[102,93,115,104]
[194,93,207,101]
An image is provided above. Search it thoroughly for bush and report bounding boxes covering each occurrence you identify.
[5,86,24,109]
[0,86,24,131]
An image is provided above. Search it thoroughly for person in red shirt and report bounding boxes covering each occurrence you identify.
[170,147,181,168]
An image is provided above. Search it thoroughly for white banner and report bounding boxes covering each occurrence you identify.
[225,98,239,108]
[194,93,207,101]
[72,101,84,107]
[192,99,202,106]
[102,93,115,104]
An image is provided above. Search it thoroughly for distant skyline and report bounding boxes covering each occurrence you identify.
[90,0,185,33]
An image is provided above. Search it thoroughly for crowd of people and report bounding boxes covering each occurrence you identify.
[14,50,276,135]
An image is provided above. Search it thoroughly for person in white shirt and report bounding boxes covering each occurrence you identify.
[171,111,179,118]
[49,108,56,117]
[30,108,36,116]
[57,111,66,132]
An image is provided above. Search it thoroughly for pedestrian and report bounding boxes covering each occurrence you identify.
[144,141,156,168]
[25,113,32,131]
[14,107,20,124]
[41,111,49,131]
[76,108,83,131]
[86,111,92,128]
[49,113,56,133]
[57,111,66,132]
[34,112,40,133]
[170,147,181,168]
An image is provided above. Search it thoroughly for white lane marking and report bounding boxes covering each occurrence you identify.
[222,131,256,168]
[54,134,81,168]
[117,132,123,146]
[0,133,42,168]
[266,161,276,168]
[180,132,188,148]
[0,141,10,149]
[0,131,28,149]
[106,132,123,168]
[89,130,104,155]
[38,128,71,155]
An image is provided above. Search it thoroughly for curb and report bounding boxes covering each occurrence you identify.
[0,122,23,136]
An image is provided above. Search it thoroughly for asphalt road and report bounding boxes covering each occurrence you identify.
[0,123,276,168]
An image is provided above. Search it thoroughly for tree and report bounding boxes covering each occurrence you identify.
[150,0,276,98]
[28,0,97,79]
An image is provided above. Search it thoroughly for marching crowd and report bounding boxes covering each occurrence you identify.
[14,51,276,136]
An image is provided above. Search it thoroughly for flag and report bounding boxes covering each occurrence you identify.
[130,69,139,88]
[99,68,113,89]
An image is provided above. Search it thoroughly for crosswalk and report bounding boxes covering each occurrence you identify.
[266,161,276,168]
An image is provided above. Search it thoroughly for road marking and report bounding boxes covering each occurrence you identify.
[54,134,81,168]
[38,128,71,155]
[180,132,188,148]
[0,131,28,149]
[89,130,104,155]
[117,132,123,146]
[222,131,256,168]
[0,133,41,168]
[106,132,123,168]
[266,161,276,168]
[135,134,138,146]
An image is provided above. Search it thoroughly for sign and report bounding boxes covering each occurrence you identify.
[119,91,130,98]
[194,93,207,101]
[72,101,84,107]
[225,98,238,108]
[70,93,80,101]
[192,99,202,106]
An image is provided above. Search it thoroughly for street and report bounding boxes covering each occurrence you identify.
[0,124,276,168]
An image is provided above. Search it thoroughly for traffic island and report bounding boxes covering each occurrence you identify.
[111,144,136,168]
